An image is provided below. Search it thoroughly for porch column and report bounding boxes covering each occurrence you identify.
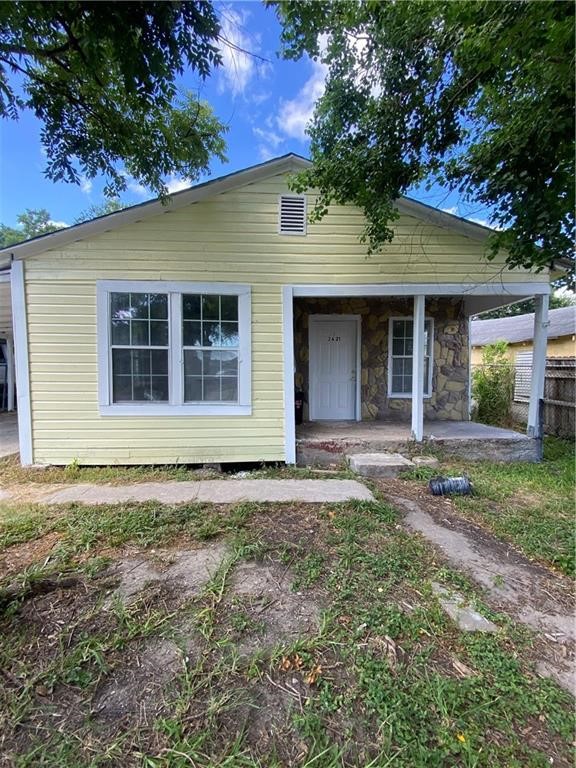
[411,294,425,441]
[527,293,549,437]
[6,335,15,411]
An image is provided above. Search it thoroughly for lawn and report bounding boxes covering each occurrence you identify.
[402,437,575,577]
[0,476,573,766]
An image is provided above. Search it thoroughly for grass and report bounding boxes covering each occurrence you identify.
[0,454,349,487]
[0,487,573,767]
[421,437,575,577]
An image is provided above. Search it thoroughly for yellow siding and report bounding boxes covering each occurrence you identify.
[471,336,576,365]
[24,173,543,465]
[0,281,12,338]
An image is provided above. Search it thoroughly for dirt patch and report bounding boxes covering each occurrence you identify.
[0,531,62,578]
[223,560,321,656]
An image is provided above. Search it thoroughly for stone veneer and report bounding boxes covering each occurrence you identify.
[293,296,469,421]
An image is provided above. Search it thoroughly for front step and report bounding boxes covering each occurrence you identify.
[347,452,414,478]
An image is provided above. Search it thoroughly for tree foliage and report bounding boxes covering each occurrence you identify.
[0,1,227,197]
[0,208,65,248]
[478,293,575,320]
[472,341,514,427]
[274,0,575,280]
[74,199,126,225]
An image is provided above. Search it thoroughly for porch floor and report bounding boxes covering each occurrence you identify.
[296,420,537,465]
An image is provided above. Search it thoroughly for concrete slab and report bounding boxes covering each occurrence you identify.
[412,456,440,469]
[348,452,414,478]
[431,582,498,633]
[40,478,374,505]
[0,412,19,459]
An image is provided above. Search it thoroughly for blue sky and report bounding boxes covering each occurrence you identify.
[0,1,492,230]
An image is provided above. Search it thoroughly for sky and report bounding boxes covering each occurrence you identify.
[0,1,493,231]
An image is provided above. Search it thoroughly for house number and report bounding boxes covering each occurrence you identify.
[328,336,341,342]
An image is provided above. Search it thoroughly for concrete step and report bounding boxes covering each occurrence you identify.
[347,452,415,478]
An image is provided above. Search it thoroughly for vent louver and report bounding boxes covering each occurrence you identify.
[278,195,306,235]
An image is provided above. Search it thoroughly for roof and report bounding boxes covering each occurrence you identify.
[0,152,499,266]
[471,305,576,346]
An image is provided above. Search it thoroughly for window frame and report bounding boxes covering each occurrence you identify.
[97,280,251,416]
[387,316,434,399]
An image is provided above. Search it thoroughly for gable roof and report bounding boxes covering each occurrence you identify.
[0,152,499,265]
[471,305,576,346]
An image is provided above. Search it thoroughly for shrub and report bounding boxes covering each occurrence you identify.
[472,341,515,426]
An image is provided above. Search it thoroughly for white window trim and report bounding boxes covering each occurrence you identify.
[97,280,251,416]
[277,194,307,236]
[387,316,434,399]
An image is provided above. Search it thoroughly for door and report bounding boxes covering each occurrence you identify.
[309,316,358,420]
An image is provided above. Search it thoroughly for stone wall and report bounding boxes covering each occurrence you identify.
[293,296,469,421]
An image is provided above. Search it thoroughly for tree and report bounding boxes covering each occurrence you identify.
[478,292,575,320]
[0,2,227,197]
[74,199,127,225]
[0,208,65,248]
[274,0,575,282]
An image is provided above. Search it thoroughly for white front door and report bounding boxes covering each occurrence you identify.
[309,316,358,420]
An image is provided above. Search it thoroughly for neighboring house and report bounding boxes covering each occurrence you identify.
[0,270,15,411]
[471,306,576,365]
[0,154,557,466]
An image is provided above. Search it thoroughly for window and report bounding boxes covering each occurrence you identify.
[97,281,251,416]
[388,317,433,397]
[278,195,306,235]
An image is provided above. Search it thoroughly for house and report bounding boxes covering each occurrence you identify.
[0,154,557,466]
[471,306,576,365]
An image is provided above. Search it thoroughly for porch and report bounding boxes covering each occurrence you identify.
[296,419,538,466]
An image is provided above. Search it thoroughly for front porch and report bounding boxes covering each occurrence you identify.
[296,419,538,466]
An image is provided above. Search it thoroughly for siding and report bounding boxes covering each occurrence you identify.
[24,173,543,465]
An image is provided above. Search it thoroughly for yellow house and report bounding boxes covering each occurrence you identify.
[471,306,576,366]
[0,155,555,466]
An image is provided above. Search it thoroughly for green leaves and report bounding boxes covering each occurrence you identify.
[274,0,575,280]
[0,2,227,197]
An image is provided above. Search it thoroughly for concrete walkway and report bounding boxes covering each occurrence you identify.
[36,479,374,506]
[0,412,18,458]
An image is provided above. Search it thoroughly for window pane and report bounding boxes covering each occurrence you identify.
[151,349,168,375]
[202,321,221,347]
[131,349,151,375]
[184,349,203,376]
[184,376,203,402]
[204,377,220,401]
[221,295,238,321]
[149,294,168,319]
[150,376,169,401]
[150,320,169,346]
[112,348,131,374]
[404,337,413,356]
[111,320,130,345]
[183,321,202,347]
[183,294,201,320]
[111,293,130,320]
[204,351,222,375]
[220,322,239,347]
[112,375,133,402]
[221,377,238,401]
[130,293,149,319]
[202,295,220,320]
[392,338,404,356]
[131,320,149,346]
[221,352,238,376]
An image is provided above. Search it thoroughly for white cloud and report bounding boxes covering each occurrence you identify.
[217,6,264,98]
[49,219,70,229]
[441,206,459,216]
[276,57,328,141]
[79,175,92,195]
[126,179,148,198]
[276,35,329,141]
[165,176,192,194]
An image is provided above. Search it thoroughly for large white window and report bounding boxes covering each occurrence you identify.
[97,281,251,416]
[388,317,434,398]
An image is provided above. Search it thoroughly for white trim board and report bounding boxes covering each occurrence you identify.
[10,261,32,464]
[292,282,550,298]
[282,286,296,464]
[308,314,362,421]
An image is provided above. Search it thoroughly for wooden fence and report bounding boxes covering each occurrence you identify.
[542,358,575,439]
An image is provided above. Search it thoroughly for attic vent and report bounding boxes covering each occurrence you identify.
[278,195,307,235]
